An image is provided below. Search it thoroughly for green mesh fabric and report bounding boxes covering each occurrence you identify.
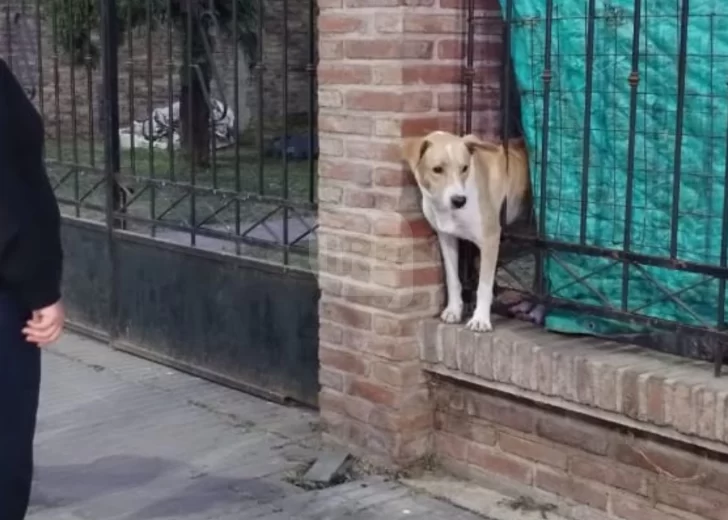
[503,0,728,334]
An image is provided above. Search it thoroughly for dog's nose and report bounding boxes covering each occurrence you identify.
[450,195,467,209]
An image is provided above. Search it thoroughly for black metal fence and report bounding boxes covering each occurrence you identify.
[462,0,728,375]
[1,0,321,405]
[3,0,318,268]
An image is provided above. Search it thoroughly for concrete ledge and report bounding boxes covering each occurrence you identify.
[417,318,728,456]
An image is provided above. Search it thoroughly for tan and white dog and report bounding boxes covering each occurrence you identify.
[402,131,533,332]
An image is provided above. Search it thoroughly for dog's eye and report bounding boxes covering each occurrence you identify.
[433,166,443,174]
[461,165,469,173]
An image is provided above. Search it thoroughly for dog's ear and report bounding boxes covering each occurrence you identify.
[462,134,500,154]
[401,137,431,171]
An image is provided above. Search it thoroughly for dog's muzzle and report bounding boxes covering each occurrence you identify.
[450,195,467,209]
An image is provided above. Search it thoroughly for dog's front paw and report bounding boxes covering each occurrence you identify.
[466,312,493,332]
[440,304,463,324]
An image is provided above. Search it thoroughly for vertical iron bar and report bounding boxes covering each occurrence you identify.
[67,6,79,215]
[715,81,728,377]
[4,5,12,70]
[86,10,95,170]
[147,0,156,237]
[502,0,513,142]
[282,0,289,264]
[34,0,44,157]
[100,0,121,344]
[51,2,61,160]
[670,0,689,259]
[233,0,241,255]
[579,0,596,244]
[621,0,642,311]
[306,0,316,203]
[127,7,136,176]
[166,0,175,181]
[187,0,197,246]
[256,0,265,195]
[208,8,218,189]
[536,0,554,298]
[464,0,475,135]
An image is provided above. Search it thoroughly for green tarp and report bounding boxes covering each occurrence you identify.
[504,0,728,334]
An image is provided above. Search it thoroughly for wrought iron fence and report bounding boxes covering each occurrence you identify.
[462,0,728,374]
[2,0,318,270]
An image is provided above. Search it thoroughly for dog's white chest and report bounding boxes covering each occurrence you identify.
[423,182,482,246]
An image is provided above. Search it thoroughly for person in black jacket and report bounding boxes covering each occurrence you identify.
[0,58,65,519]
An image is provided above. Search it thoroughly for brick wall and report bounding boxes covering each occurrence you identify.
[434,378,728,520]
[316,0,504,465]
[0,0,314,140]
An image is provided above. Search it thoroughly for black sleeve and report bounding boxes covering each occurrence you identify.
[0,58,63,311]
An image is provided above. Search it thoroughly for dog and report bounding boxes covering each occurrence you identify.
[402,131,535,332]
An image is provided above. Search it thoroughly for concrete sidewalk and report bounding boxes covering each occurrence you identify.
[27,334,484,520]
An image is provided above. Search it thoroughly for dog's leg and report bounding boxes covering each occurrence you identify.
[438,232,463,324]
[467,232,500,332]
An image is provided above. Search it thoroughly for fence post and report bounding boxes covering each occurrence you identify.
[99,0,122,342]
[315,0,502,466]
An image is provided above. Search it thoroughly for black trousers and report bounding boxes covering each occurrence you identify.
[0,291,40,520]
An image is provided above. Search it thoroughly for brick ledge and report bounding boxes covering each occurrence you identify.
[418,318,728,456]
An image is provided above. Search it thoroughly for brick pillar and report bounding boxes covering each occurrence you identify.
[316,0,502,466]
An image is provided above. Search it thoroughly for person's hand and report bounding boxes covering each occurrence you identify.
[23,300,65,347]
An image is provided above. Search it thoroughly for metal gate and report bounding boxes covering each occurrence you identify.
[2,0,320,406]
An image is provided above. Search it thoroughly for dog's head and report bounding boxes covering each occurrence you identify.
[402,131,498,211]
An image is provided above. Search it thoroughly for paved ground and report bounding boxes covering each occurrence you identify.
[27,333,485,520]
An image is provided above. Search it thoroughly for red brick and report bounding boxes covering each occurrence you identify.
[347,0,435,7]
[348,377,397,406]
[319,388,346,415]
[319,40,344,60]
[319,114,374,135]
[437,38,502,60]
[319,159,373,185]
[319,209,371,233]
[465,391,537,433]
[499,433,567,469]
[343,190,375,208]
[403,64,463,84]
[536,416,609,455]
[345,39,433,60]
[535,467,608,511]
[319,64,373,85]
[401,115,459,136]
[611,493,685,520]
[320,367,345,392]
[320,321,344,344]
[656,481,728,520]
[612,439,701,480]
[319,136,345,156]
[438,89,498,111]
[435,431,468,460]
[320,300,373,330]
[570,456,647,495]
[467,444,532,484]
[371,315,419,337]
[346,139,401,162]
[436,411,497,446]
[371,360,422,387]
[346,90,405,112]
[364,335,420,361]
[318,13,368,33]
[620,368,640,419]
[320,346,369,376]
[373,215,432,238]
[403,13,461,33]
[319,253,371,281]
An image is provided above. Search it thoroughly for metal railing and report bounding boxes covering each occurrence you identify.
[461,0,728,374]
[3,0,318,270]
